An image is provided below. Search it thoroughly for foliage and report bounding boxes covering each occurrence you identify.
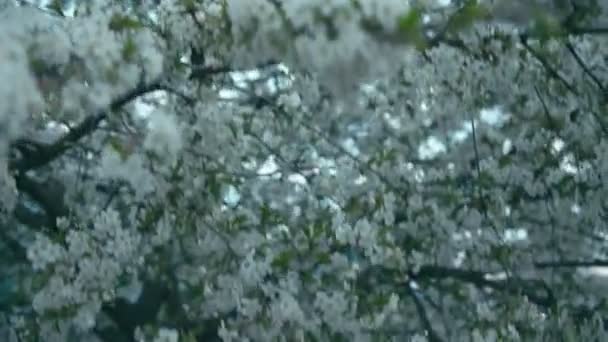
[1,0,608,341]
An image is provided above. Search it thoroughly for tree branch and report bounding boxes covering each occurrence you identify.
[569,26,608,36]
[519,35,578,95]
[188,64,234,80]
[410,265,556,308]
[13,174,68,229]
[534,259,608,269]
[9,79,164,173]
[564,41,605,93]
[407,282,444,342]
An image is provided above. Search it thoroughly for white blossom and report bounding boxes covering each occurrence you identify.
[145,110,183,160]
[2,1,608,340]
[154,328,179,342]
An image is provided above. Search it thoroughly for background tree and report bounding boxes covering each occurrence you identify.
[1,0,608,341]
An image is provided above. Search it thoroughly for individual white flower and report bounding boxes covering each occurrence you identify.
[27,234,66,271]
[134,30,164,80]
[269,290,306,327]
[381,192,396,226]
[237,297,262,319]
[98,148,156,199]
[335,223,357,245]
[30,27,72,68]
[66,230,91,259]
[218,320,239,342]
[116,276,143,304]
[354,218,376,248]
[73,300,101,331]
[151,214,174,246]
[461,207,483,230]
[386,293,399,312]
[0,32,42,150]
[154,327,179,342]
[239,250,271,286]
[0,166,17,212]
[411,334,429,342]
[314,291,351,333]
[144,110,183,161]
[278,92,301,109]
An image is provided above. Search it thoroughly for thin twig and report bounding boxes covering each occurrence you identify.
[407,282,444,342]
[564,41,605,92]
[534,259,608,268]
[519,35,578,95]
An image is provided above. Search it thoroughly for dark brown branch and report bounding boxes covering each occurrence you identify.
[407,282,444,342]
[158,84,196,105]
[519,35,608,135]
[188,65,234,80]
[564,41,605,92]
[569,26,608,36]
[534,85,558,129]
[410,263,608,326]
[410,265,556,308]
[13,174,68,229]
[9,79,164,173]
[534,259,608,268]
[519,35,578,95]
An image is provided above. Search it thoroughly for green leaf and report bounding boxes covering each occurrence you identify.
[397,7,423,33]
[531,12,565,42]
[29,58,48,75]
[271,249,297,270]
[396,7,427,49]
[108,137,131,160]
[47,0,64,16]
[315,252,331,265]
[139,206,164,232]
[308,219,328,240]
[122,36,138,62]
[489,244,510,263]
[498,155,513,168]
[181,331,199,342]
[108,14,143,32]
[477,170,495,188]
[344,197,363,215]
[180,0,198,11]
[437,190,460,207]
[208,173,222,201]
[260,204,283,226]
[231,214,248,227]
[447,1,490,33]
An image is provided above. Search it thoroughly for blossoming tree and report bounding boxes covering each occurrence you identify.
[1,0,608,341]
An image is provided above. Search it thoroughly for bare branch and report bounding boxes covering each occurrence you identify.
[9,78,165,173]
[407,282,444,342]
[534,259,608,268]
[564,41,605,93]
